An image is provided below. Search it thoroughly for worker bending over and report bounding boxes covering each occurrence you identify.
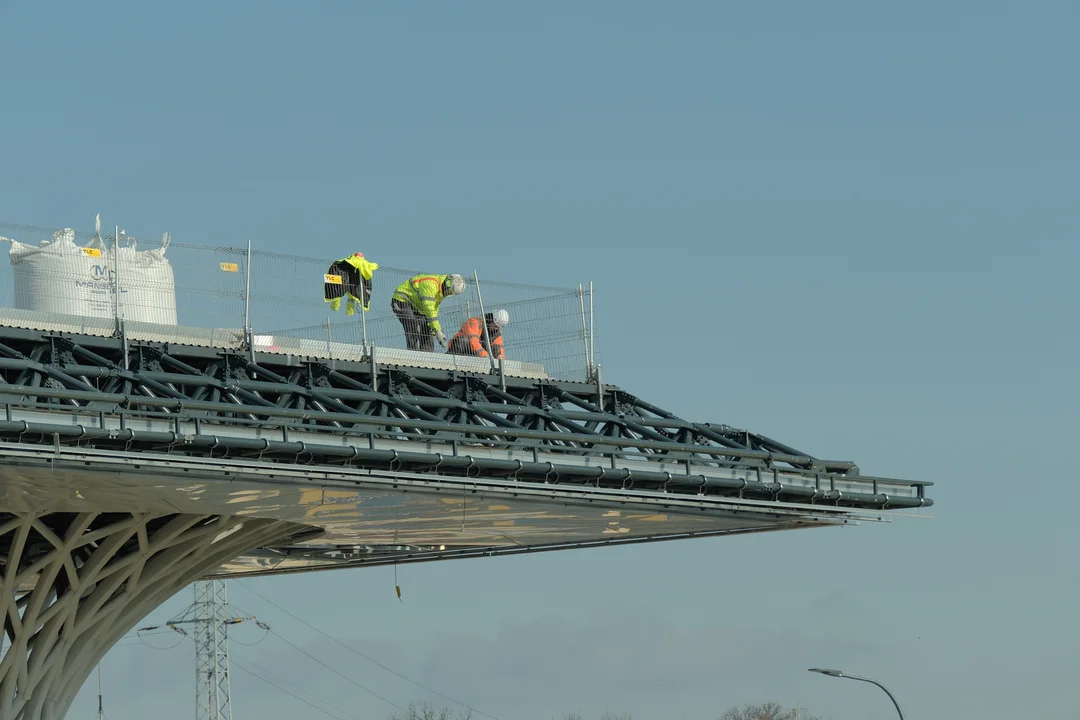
[324,252,379,316]
[448,310,509,360]
[392,273,466,351]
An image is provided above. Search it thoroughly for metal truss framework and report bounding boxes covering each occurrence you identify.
[168,580,238,720]
[0,327,932,719]
[0,326,931,510]
[0,512,302,720]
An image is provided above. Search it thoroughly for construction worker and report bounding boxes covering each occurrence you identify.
[391,273,466,351]
[448,310,508,360]
[324,253,378,316]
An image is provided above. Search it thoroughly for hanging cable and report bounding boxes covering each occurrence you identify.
[236,580,500,720]
[114,627,175,643]
[230,620,271,647]
[136,631,185,651]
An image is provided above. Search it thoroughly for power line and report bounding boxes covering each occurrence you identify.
[110,628,186,651]
[236,580,498,720]
[115,630,362,720]
[101,603,408,717]
[237,655,365,720]
[231,658,355,720]
[264,629,407,713]
[114,628,176,643]
[116,589,408,715]
[108,584,488,719]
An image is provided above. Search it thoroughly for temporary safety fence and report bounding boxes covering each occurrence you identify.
[0,220,598,382]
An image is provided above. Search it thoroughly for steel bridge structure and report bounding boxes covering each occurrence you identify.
[0,313,932,719]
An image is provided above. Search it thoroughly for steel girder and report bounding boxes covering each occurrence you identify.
[0,326,931,510]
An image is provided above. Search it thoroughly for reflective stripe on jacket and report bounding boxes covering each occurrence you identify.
[449,317,504,359]
[393,274,449,332]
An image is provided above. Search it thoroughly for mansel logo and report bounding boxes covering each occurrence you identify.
[76,263,125,293]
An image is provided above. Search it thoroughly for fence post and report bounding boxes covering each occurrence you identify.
[244,240,252,338]
[370,344,378,393]
[244,240,254,361]
[472,270,497,373]
[120,321,129,370]
[361,289,369,347]
[113,226,121,330]
[589,280,595,373]
[578,284,590,380]
[114,226,128,368]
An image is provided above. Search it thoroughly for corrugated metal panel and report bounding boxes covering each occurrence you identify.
[0,307,549,378]
[0,307,118,338]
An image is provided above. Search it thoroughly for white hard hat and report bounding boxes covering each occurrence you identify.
[446,274,466,295]
[491,309,509,327]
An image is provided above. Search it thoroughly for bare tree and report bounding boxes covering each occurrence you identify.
[559,714,584,720]
[600,713,632,720]
[719,702,820,720]
[388,702,473,720]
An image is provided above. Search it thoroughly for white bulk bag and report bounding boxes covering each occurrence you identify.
[6,227,178,325]
[112,236,178,325]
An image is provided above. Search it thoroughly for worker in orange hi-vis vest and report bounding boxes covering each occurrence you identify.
[447,310,509,360]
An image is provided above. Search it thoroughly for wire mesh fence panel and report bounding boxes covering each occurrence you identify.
[245,249,403,351]
[248,248,595,380]
[0,222,596,381]
[468,277,593,381]
[249,251,482,351]
[152,240,247,333]
[0,220,247,345]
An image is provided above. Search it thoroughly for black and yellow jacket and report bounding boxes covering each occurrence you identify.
[324,253,379,315]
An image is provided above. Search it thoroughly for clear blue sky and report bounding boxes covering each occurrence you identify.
[3,1,1078,718]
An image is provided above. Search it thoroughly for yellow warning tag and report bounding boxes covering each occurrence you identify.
[81,247,102,258]
[324,274,343,285]
[220,262,239,273]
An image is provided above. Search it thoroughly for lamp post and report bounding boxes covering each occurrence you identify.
[808,668,905,719]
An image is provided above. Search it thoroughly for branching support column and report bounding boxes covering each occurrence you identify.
[0,512,303,720]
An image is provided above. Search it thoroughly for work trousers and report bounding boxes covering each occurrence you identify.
[448,334,502,359]
[392,299,434,352]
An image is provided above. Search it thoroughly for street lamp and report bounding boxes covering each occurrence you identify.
[808,668,905,719]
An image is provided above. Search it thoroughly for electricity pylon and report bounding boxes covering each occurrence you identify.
[166,580,250,720]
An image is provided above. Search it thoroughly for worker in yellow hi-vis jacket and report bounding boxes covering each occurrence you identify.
[391,273,466,351]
